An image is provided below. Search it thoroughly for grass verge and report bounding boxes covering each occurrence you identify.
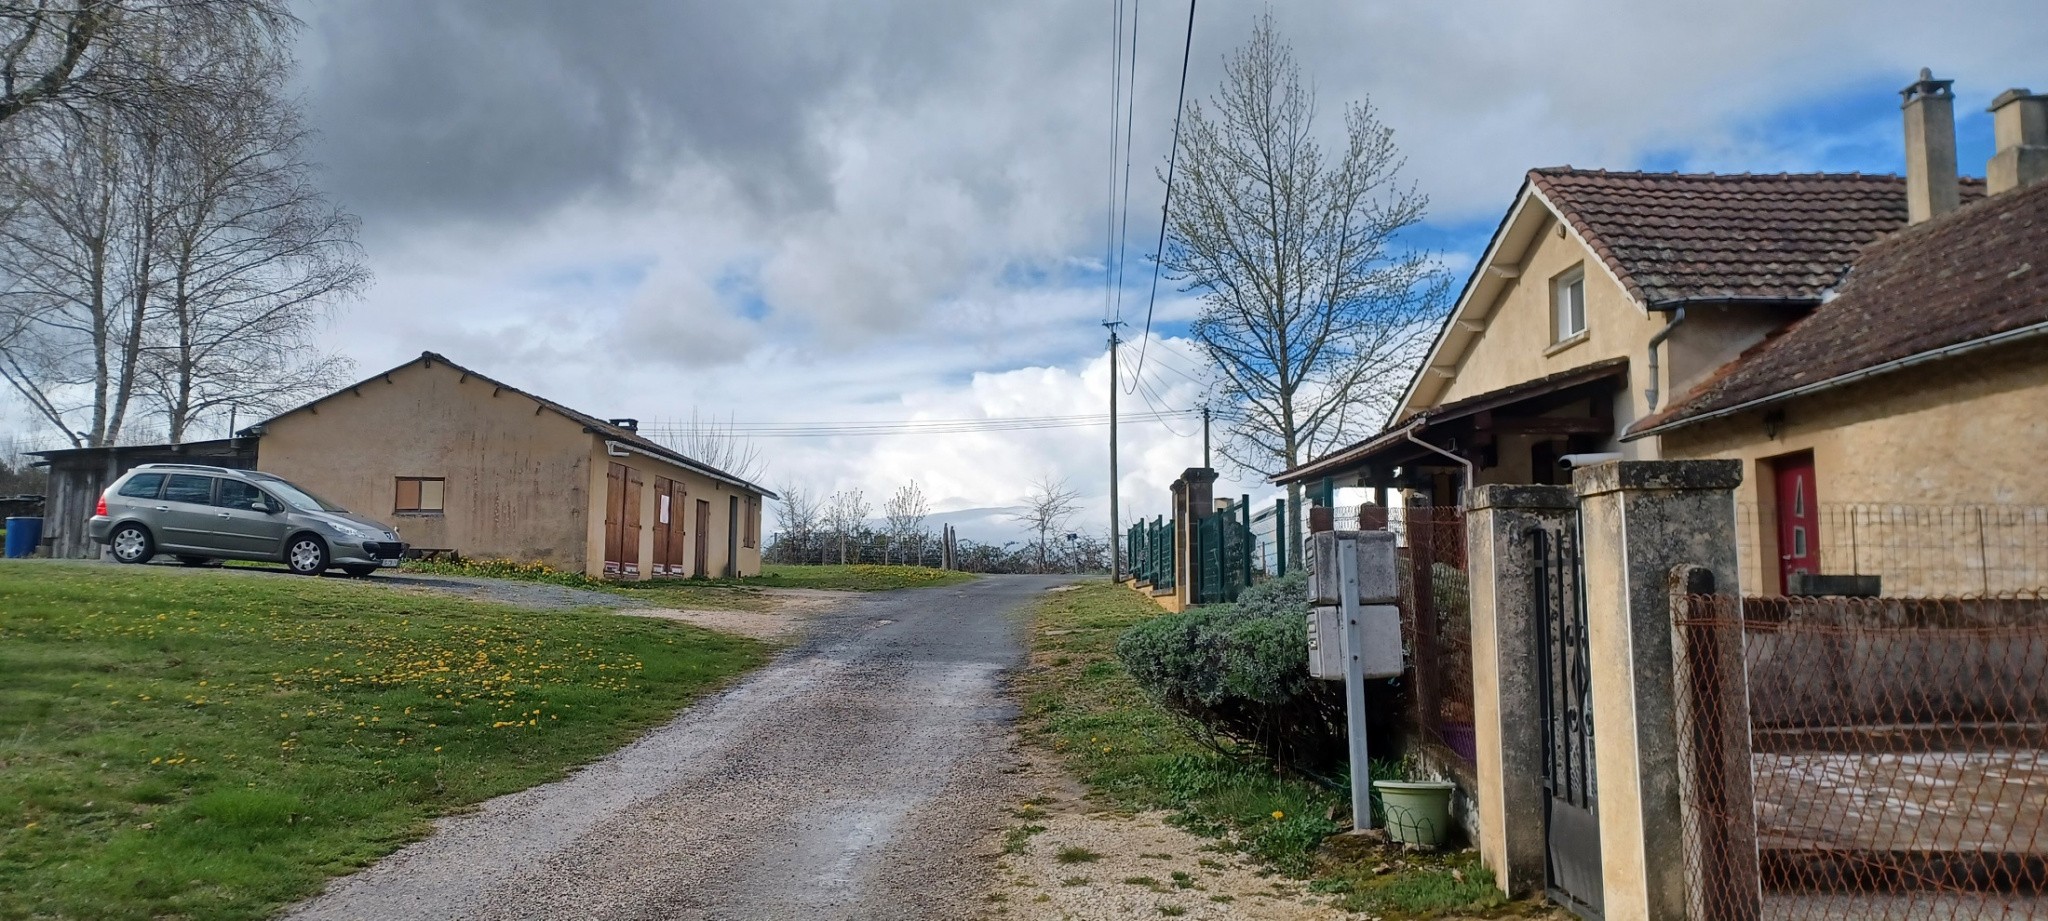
[754,563,977,591]
[1018,581,1522,919]
[398,559,972,601]
[0,561,771,921]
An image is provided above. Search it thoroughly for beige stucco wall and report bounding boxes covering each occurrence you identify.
[254,360,595,569]
[580,445,763,580]
[1429,217,1666,463]
[1659,337,2048,595]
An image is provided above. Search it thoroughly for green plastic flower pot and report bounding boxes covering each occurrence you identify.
[1372,780,1456,848]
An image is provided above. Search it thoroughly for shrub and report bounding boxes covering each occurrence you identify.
[1116,572,1350,771]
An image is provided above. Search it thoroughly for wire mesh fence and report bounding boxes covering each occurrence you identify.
[1736,503,2048,597]
[1390,506,1475,771]
[1675,591,2048,920]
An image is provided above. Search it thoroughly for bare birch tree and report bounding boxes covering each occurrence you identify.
[825,487,869,565]
[1160,13,1446,564]
[0,0,290,128]
[0,106,150,446]
[1011,474,1080,574]
[0,10,358,446]
[139,43,362,442]
[883,480,930,565]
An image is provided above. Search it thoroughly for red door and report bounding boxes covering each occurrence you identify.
[1774,453,1819,594]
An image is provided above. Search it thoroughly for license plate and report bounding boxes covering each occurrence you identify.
[379,558,400,568]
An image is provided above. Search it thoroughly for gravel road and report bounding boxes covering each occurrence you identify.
[283,574,1068,921]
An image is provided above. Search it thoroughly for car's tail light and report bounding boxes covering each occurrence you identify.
[95,494,108,517]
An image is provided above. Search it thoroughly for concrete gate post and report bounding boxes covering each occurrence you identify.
[1171,467,1218,609]
[1573,460,1742,921]
[1463,484,1576,897]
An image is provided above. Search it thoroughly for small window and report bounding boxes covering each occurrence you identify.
[1553,266,1587,342]
[161,475,215,505]
[117,473,166,499]
[215,480,269,512]
[395,477,445,513]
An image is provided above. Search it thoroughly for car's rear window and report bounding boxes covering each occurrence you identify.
[116,473,166,499]
[161,475,215,504]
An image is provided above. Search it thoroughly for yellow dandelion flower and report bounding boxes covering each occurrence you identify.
[1272,811,1285,820]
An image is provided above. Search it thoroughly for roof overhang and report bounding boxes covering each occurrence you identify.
[1277,357,1630,486]
[1397,180,1643,418]
[1625,320,2048,440]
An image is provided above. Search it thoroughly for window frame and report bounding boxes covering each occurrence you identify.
[160,474,217,505]
[117,473,167,500]
[1552,265,1588,343]
[394,476,447,515]
[213,479,271,512]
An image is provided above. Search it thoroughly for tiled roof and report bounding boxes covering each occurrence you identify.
[1531,169,1986,306]
[1632,177,2048,435]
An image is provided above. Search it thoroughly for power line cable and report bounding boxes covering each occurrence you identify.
[1133,375,1197,438]
[1101,0,1125,322]
[1109,0,1143,323]
[1125,0,1197,393]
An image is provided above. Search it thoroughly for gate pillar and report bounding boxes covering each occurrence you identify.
[1574,460,1741,921]
[1464,484,1576,897]
[1170,467,1218,609]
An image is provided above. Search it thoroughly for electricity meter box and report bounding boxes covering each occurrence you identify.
[1307,603,1403,681]
[1307,530,1399,605]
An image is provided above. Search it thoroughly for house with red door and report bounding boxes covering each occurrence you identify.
[1277,73,2048,595]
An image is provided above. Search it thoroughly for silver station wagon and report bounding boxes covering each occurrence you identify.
[89,464,409,577]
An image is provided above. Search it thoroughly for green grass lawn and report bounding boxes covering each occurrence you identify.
[396,559,972,604]
[1019,582,1515,918]
[753,563,976,591]
[0,561,771,921]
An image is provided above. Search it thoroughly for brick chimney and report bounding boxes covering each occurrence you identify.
[1901,68,1960,224]
[1988,88,2048,195]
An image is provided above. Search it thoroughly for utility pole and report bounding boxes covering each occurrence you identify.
[1201,404,1211,469]
[1105,320,1124,582]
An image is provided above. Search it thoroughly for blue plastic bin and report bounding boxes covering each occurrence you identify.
[4,516,43,558]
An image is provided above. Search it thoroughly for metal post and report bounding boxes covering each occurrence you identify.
[1202,404,1211,468]
[1337,534,1373,829]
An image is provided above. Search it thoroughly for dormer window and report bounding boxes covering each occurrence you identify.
[1553,266,1587,343]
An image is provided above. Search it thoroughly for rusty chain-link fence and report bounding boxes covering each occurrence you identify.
[1675,591,2048,920]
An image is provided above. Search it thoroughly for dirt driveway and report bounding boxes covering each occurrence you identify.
[282,574,1068,921]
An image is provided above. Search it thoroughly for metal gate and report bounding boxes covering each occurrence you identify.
[1534,522,1603,918]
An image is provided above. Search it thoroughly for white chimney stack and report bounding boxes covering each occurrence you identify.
[1988,88,2048,195]
[1901,68,1960,224]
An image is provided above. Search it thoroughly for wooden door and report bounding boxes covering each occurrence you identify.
[1774,452,1819,594]
[694,499,712,578]
[651,477,672,575]
[604,463,629,574]
[620,467,643,575]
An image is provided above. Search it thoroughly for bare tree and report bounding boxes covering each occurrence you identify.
[774,480,821,561]
[665,408,765,483]
[1011,474,1080,574]
[139,43,362,442]
[0,0,291,128]
[0,12,356,447]
[1161,13,1445,564]
[825,487,869,566]
[883,480,930,565]
[0,106,149,446]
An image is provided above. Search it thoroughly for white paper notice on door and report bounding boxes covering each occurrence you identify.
[660,495,671,524]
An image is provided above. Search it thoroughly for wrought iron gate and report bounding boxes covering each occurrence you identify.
[1194,496,1256,605]
[1533,522,1603,918]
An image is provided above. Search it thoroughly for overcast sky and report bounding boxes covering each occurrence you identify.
[9,0,2047,540]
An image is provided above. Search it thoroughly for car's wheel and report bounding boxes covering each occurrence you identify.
[109,524,155,564]
[341,565,377,578]
[176,556,212,567]
[286,535,329,576]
